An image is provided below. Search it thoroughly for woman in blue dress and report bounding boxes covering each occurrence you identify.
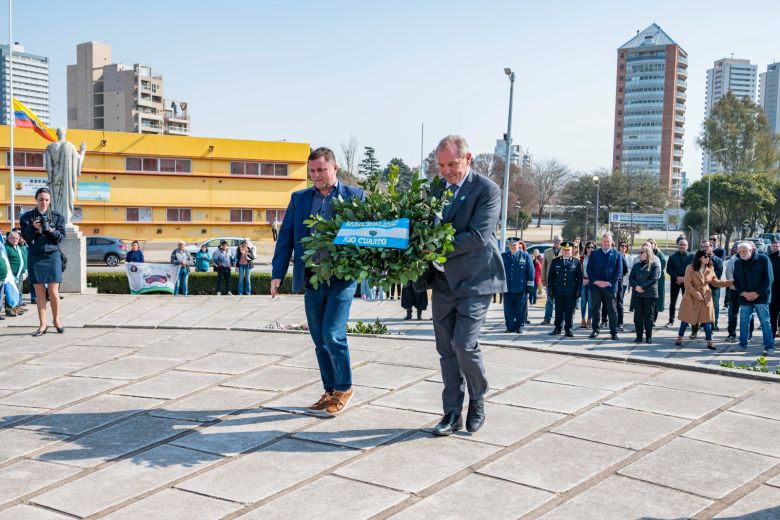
[20,188,66,336]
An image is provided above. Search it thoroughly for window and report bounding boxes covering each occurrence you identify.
[205,239,221,247]
[94,237,113,246]
[6,151,44,168]
[230,161,288,177]
[6,205,33,220]
[126,207,152,222]
[230,209,253,223]
[166,208,191,222]
[126,156,192,173]
[266,209,286,223]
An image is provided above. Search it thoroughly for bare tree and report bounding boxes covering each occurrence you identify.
[340,135,358,177]
[471,153,497,183]
[529,158,571,227]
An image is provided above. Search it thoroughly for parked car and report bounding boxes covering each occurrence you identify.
[744,237,769,254]
[184,237,257,261]
[524,242,553,255]
[87,236,127,266]
[759,232,780,243]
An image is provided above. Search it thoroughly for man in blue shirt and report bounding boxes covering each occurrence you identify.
[501,237,534,333]
[271,147,364,416]
[586,232,623,340]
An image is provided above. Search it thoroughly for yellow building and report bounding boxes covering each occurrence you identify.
[0,126,309,242]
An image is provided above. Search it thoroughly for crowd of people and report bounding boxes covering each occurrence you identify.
[498,230,776,355]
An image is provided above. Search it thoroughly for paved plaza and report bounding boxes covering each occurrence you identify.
[0,295,779,519]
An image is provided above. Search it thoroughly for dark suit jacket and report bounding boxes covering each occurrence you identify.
[271,183,365,293]
[418,170,506,298]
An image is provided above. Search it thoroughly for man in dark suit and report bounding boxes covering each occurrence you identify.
[666,239,693,327]
[271,147,365,417]
[424,135,506,436]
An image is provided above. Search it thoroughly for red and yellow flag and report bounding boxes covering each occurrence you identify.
[12,97,57,142]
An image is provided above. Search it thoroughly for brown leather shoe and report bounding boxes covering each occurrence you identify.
[325,389,354,416]
[5,308,17,317]
[307,392,333,415]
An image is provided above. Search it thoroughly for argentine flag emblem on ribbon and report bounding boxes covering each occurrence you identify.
[334,218,410,249]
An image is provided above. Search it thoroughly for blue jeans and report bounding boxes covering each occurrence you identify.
[580,283,591,320]
[529,283,538,305]
[679,321,711,341]
[739,303,774,350]
[173,268,188,296]
[544,287,554,322]
[712,288,720,324]
[304,279,356,392]
[237,264,252,295]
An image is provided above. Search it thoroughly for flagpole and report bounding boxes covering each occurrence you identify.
[8,0,14,230]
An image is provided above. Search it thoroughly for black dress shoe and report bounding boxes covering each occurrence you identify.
[32,326,47,337]
[564,330,574,337]
[645,337,653,344]
[432,412,462,436]
[466,399,485,433]
[549,329,561,336]
[611,334,619,341]
[589,331,599,339]
[633,337,643,343]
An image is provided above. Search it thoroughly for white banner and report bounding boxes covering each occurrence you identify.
[609,212,667,225]
[12,176,49,197]
[126,263,180,295]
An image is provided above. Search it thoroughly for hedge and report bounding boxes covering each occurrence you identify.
[87,271,295,295]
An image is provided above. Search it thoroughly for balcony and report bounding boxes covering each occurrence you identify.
[677,80,687,89]
[675,103,686,112]
[165,125,189,135]
[164,111,190,123]
[678,54,688,66]
[674,137,684,145]
[676,91,686,101]
[675,114,685,123]
[677,69,687,80]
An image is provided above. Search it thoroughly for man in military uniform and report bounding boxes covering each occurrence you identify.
[548,241,583,337]
[501,237,535,333]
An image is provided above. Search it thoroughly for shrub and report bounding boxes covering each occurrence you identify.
[87,271,294,295]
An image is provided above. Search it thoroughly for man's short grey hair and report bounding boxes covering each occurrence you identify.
[552,234,562,241]
[436,135,469,157]
[601,232,613,239]
[737,241,754,251]
[178,240,186,246]
[7,231,19,239]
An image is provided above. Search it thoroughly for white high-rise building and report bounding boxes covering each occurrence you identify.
[0,43,50,125]
[702,58,757,174]
[759,62,780,136]
[494,137,521,166]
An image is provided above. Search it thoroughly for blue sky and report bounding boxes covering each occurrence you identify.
[8,0,780,180]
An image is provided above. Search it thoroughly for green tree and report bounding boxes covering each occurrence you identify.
[559,170,667,241]
[358,146,382,178]
[682,172,775,248]
[383,157,413,190]
[697,92,779,174]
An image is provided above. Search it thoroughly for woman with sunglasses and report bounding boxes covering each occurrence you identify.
[629,245,660,343]
[579,240,597,328]
[675,250,733,349]
[19,188,66,336]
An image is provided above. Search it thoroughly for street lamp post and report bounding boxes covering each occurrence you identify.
[593,176,600,239]
[584,200,591,240]
[499,68,516,251]
[706,147,728,238]
[628,201,637,250]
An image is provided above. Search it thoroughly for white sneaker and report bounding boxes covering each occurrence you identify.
[216,292,221,295]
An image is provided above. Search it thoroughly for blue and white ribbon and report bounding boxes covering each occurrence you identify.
[334,218,410,249]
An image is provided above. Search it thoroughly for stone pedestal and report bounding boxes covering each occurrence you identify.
[60,224,87,293]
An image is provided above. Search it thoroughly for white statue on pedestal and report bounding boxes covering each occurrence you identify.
[44,128,86,227]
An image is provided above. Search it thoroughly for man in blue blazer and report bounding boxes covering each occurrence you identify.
[586,232,624,340]
[271,147,364,416]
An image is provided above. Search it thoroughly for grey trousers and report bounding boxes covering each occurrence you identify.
[431,274,490,415]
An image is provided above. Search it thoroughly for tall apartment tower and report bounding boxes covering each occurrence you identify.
[759,62,780,136]
[702,58,757,174]
[0,43,50,125]
[612,24,687,201]
[67,41,190,135]
[494,138,521,166]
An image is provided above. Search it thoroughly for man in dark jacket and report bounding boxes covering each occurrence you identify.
[501,238,535,333]
[665,239,693,327]
[586,232,623,340]
[548,241,582,337]
[733,242,774,354]
[766,239,780,337]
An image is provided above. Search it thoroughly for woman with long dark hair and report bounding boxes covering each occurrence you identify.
[675,250,733,349]
[20,188,66,336]
[629,246,660,343]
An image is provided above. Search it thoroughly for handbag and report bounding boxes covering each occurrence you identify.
[60,251,68,272]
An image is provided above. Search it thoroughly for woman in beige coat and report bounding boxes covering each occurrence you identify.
[675,250,733,349]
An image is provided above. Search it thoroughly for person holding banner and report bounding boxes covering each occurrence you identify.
[419,135,505,436]
[271,147,365,416]
[20,188,66,336]
[125,241,144,263]
[170,241,192,296]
